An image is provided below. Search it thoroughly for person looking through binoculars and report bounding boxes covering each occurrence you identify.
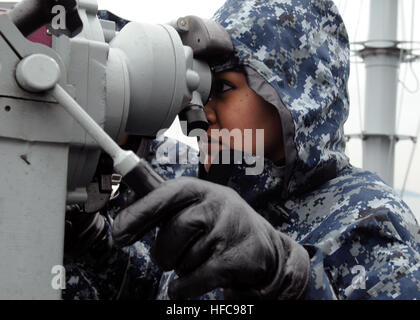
[64,0,420,300]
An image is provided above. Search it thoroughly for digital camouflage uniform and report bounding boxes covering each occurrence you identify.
[205,0,420,299]
[64,0,420,300]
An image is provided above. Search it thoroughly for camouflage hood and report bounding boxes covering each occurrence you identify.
[212,0,350,197]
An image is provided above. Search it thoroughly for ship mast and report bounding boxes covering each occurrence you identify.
[360,0,400,186]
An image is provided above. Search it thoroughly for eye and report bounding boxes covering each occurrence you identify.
[211,80,234,96]
[219,82,234,93]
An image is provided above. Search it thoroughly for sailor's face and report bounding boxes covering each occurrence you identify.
[202,70,285,171]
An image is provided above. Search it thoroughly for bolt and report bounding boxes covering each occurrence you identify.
[177,18,189,32]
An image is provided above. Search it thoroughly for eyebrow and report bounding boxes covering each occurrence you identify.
[214,67,247,80]
[214,72,239,83]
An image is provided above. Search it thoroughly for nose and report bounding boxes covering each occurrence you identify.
[204,101,217,126]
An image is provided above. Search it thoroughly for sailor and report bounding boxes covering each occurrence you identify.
[65,0,420,300]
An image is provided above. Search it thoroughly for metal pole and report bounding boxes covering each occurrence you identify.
[362,0,399,187]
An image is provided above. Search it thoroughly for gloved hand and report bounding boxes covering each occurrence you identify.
[65,205,114,266]
[112,177,310,300]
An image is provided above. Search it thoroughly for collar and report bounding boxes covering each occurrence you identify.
[198,149,286,209]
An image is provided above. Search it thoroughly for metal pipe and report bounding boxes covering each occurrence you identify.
[362,0,400,186]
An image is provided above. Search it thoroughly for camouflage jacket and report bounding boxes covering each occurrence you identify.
[204,0,420,299]
[64,134,420,300]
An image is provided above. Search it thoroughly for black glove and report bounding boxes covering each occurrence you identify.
[64,205,114,266]
[112,177,310,299]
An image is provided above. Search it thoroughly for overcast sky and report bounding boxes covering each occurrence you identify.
[95,0,420,217]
